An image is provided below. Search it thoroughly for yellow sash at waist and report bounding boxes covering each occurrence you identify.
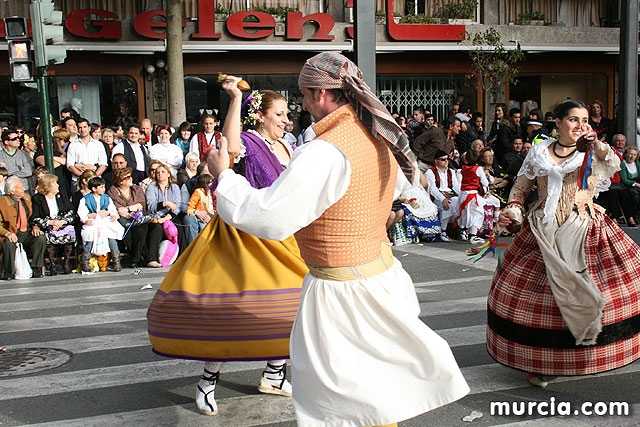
[306,243,394,281]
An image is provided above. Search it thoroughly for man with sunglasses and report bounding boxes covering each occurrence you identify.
[0,128,33,191]
[426,149,461,242]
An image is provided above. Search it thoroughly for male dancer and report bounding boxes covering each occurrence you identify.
[208,53,468,426]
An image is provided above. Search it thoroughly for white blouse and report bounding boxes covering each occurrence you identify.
[46,196,59,217]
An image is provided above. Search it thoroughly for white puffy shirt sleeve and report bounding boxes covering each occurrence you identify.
[215,139,351,241]
[394,168,411,199]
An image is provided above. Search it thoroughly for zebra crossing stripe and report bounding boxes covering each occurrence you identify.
[19,395,296,427]
[0,296,487,334]
[0,309,148,333]
[0,278,492,313]
[5,357,640,411]
[0,359,266,401]
[0,276,161,297]
[0,291,156,312]
[9,331,151,354]
[394,245,499,272]
[4,322,487,355]
[419,296,487,316]
[413,275,494,287]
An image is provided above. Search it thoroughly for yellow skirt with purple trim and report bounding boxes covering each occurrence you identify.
[147,215,307,361]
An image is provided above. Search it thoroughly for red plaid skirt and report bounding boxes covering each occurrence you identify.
[487,211,640,375]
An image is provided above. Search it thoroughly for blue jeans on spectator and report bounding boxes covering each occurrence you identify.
[184,215,207,244]
[83,239,118,255]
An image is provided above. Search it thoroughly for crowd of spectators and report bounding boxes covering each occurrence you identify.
[0,111,243,280]
[1,98,638,278]
[388,99,639,245]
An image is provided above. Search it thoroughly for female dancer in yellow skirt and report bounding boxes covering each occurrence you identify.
[146,76,307,415]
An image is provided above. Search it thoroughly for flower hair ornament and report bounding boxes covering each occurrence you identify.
[241,90,262,129]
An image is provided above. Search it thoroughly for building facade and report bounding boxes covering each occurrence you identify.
[0,0,633,131]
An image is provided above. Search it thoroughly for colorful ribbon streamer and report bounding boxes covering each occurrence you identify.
[578,146,593,190]
[121,209,145,239]
[465,233,509,272]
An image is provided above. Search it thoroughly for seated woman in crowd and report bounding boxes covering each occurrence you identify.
[177,152,199,186]
[145,163,182,268]
[30,174,76,275]
[620,145,640,227]
[35,128,71,200]
[77,177,124,272]
[458,150,501,244]
[140,160,163,192]
[150,125,183,178]
[108,167,149,268]
[398,172,441,242]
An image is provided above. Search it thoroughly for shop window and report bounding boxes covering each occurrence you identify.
[509,73,608,117]
[0,75,138,132]
[184,74,302,124]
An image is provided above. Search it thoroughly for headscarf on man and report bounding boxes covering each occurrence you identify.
[298,52,420,186]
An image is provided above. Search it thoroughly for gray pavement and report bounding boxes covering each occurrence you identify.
[1,226,640,426]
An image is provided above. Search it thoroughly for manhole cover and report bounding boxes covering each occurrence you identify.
[0,348,73,377]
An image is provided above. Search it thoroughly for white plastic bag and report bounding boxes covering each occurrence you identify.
[91,221,110,256]
[14,243,32,280]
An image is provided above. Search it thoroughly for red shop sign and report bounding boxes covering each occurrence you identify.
[58,0,463,42]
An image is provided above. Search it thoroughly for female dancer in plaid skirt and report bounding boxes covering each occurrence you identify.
[488,100,640,386]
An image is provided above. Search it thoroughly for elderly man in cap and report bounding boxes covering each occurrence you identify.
[208,53,468,427]
[426,149,461,242]
[0,176,46,279]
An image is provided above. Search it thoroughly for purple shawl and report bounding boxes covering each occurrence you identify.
[239,131,284,189]
[211,132,284,191]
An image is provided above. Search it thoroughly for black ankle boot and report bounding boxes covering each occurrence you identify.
[111,250,122,272]
[81,252,93,273]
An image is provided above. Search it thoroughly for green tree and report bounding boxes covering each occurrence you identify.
[465,28,524,110]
